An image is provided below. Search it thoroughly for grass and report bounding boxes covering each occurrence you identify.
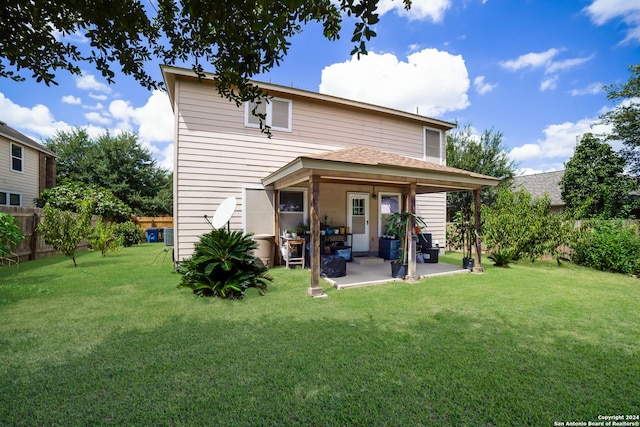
[1,244,638,426]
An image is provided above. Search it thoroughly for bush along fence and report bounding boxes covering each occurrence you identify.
[0,206,103,263]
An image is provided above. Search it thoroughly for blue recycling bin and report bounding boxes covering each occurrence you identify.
[146,227,159,243]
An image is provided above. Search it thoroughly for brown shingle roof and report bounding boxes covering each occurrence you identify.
[0,120,57,157]
[305,146,498,181]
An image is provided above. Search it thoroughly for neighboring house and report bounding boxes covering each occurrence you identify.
[162,66,499,292]
[0,121,56,207]
[513,170,565,213]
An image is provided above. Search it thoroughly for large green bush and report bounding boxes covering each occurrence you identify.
[177,228,272,299]
[113,221,146,247]
[482,189,572,266]
[87,217,122,256]
[37,182,132,222]
[571,219,640,275]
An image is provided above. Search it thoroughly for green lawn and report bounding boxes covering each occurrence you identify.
[1,244,638,426]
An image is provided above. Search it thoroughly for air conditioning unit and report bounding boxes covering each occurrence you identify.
[163,227,174,246]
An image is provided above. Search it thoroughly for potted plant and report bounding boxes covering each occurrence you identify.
[452,211,475,270]
[386,212,427,278]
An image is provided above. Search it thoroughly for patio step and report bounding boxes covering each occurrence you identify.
[352,256,385,265]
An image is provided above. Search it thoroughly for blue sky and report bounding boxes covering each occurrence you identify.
[1,0,639,175]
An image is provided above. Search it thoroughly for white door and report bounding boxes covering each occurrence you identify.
[347,193,369,253]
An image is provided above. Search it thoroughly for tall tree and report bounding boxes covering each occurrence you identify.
[1,0,410,110]
[600,64,640,175]
[45,129,171,216]
[446,123,516,220]
[560,133,637,219]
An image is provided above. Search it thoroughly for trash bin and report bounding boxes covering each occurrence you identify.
[253,234,275,268]
[146,227,159,243]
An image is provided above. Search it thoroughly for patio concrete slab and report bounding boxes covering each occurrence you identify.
[324,259,470,290]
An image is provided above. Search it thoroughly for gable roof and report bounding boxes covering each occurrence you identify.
[160,65,457,131]
[0,121,57,157]
[513,170,564,206]
[263,145,501,193]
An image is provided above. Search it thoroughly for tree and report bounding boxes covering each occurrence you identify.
[37,202,93,267]
[560,133,638,219]
[37,182,133,223]
[446,123,516,220]
[600,64,640,175]
[0,213,24,263]
[2,0,410,113]
[45,129,170,216]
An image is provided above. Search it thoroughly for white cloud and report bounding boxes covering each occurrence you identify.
[61,95,82,105]
[84,102,105,111]
[570,82,603,96]
[89,93,108,101]
[540,76,559,91]
[0,92,71,138]
[500,48,593,75]
[509,116,612,163]
[319,48,470,116]
[158,143,174,171]
[473,76,497,94]
[377,0,451,22]
[107,90,174,156]
[84,112,112,125]
[499,48,560,71]
[75,73,112,93]
[585,0,640,43]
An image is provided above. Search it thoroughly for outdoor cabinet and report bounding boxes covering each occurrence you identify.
[379,238,401,260]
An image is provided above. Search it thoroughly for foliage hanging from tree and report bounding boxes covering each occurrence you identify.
[1,0,410,109]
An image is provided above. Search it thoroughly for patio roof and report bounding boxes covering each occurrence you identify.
[262,146,501,193]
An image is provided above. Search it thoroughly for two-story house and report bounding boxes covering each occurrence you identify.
[0,121,56,208]
[162,65,499,294]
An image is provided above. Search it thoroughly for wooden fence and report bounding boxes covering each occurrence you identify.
[133,216,173,230]
[0,206,97,263]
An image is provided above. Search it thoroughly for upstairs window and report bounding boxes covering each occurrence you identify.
[11,143,23,173]
[245,98,292,132]
[424,127,442,164]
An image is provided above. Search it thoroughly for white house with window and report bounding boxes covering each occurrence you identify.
[162,65,499,280]
[0,121,57,207]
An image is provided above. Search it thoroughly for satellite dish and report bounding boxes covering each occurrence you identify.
[211,197,237,230]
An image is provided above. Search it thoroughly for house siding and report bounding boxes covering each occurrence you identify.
[0,137,40,207]
[173,78,449,260]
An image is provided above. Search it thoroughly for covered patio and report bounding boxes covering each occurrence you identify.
[262,146,501,297]
[323,257,470,290]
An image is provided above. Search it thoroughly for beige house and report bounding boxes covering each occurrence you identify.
[162,65,499,293]
[0,121,56,207]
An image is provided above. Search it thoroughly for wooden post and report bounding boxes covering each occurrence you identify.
[407,183,418,281]
[273,189,281,266]
[472,188,484,273]
[308,175,325,297]
[29,212,39,261]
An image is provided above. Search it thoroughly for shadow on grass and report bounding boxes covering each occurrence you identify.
[1,311,637,426]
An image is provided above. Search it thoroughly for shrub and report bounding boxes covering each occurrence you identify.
[37,203,92,267]
[88,217,122,256]
[487,246,515,267]
[114,221,146,247]
[571,219,640,275]
[177,228,272,299]
[0,213,24,262]
[36,182,132,222]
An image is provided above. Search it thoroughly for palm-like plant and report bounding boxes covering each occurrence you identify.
[386,211,427,265]
[177,228,272,299]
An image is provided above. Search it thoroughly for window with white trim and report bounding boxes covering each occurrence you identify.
[245,98,292,132]
[424,127,442,164]
[379,192,401,236]
[11,143,23,173]
[0,191,22,207]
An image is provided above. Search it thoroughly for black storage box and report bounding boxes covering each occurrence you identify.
[422,248,439,264]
